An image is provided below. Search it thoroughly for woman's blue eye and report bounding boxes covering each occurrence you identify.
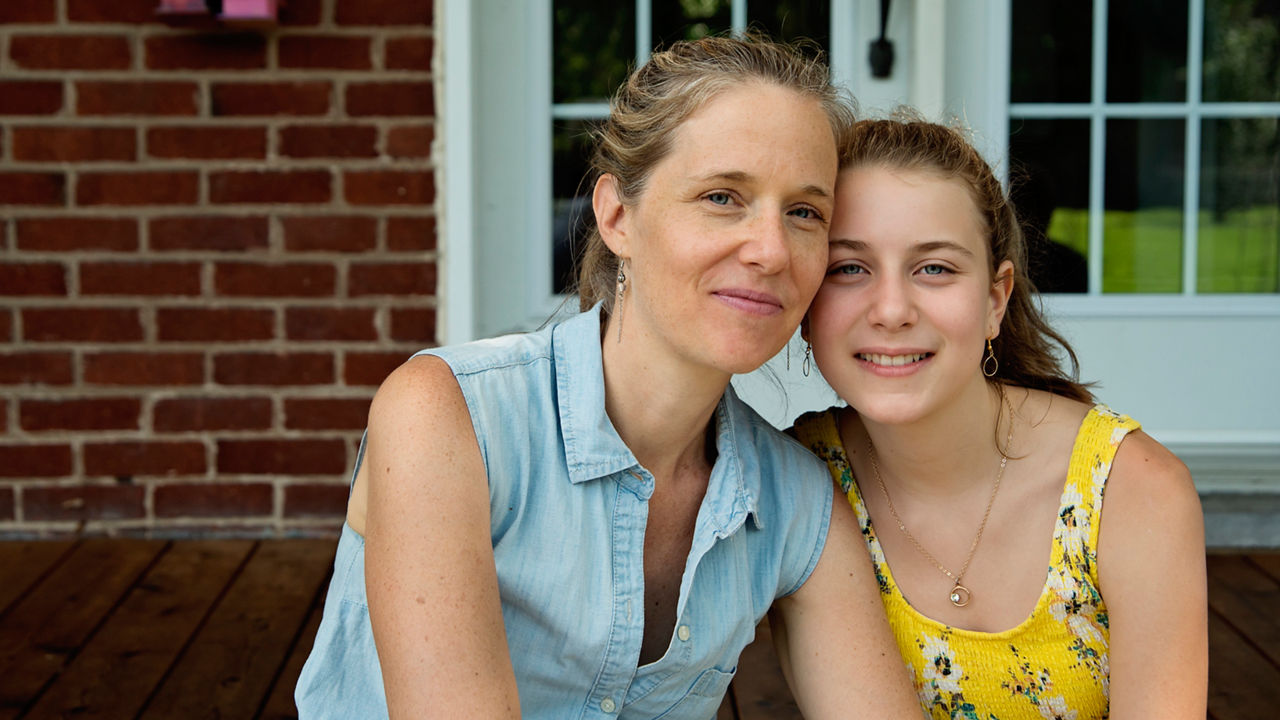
[791,206,821,220]
[706,192,731,205]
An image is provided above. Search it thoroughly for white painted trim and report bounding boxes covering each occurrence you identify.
[1010,102,1280,118]
[552,102,611,119]
[1041,294,1280,318]
[911,0,946,118]
[827,0,857,91]
[441,0,474,344]
[1182,0,1206,296]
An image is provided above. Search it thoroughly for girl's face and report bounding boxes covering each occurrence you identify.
[597,82,837,376]
[807,165,1013,425]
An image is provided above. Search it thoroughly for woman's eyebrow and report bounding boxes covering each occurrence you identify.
[696,170,831,199]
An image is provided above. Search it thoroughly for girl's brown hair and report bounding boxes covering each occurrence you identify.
[575,33,855,313]
[842,113,1093,402]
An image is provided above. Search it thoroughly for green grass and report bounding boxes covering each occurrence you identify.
[1045,206,1280,293]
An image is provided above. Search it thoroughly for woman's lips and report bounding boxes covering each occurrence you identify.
[713,289,783,316]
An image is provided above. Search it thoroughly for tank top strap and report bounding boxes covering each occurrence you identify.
[1056,404,1141,584]
[789,408,855,495]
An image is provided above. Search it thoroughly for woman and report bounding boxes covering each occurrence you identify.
[295,37,920,719]
[791,116,1207,718]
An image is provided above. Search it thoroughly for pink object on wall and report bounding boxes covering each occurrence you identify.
[155,0,208,13]
[221,0,279,20]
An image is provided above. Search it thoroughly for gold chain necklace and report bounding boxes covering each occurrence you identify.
[866,396,1015,608]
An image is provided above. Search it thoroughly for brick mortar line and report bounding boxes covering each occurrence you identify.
[2,159,438,169]
[1,68,435,81]
[0,26,436,37]
[0,206,438,218]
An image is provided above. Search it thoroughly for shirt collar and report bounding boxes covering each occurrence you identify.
[552,304,764,528]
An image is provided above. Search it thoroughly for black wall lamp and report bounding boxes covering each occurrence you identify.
[869,0,895,78]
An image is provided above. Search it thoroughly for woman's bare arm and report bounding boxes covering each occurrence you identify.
[362,355,521,719]
[770,487,922,718]
[1099,430,1207,719]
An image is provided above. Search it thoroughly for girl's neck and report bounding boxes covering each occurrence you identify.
[848,377,1011,498]
[600,318,730,484]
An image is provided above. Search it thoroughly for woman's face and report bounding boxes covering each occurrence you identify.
[807,165,1012,425]
[601,82,837,376]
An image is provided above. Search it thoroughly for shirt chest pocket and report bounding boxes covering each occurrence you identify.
[650,666,737,720]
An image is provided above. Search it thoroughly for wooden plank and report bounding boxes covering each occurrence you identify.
[1247,553,1280,585]
[732,619,802,720]
[0,538,166,720]
[257,586,327,720]
[1206,554,1280,668]
[716,682,739,720]
[0,541,75,620]
[139,539,334,720]
[24,540,255,720]
[1207,609,1280,720]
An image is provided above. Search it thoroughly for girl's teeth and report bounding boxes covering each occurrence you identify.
[862,353,925,366]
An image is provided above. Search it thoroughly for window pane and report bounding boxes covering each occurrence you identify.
[1009,118,1091,293]
[1203,0,1280,102]
[552,119,597,293]
[1107,0,1188,102]
[1198,116,1280,293]
[553,1,635,104]
[1010,1,1092,104]
[747,0,829,48]
[653,0,732,48]
[1103,119,1186,293]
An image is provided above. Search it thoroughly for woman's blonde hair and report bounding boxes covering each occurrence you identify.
[575,33,855,313]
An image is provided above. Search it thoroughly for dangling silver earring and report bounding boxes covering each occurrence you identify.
[614,259,627,344]
[786,341,791,371]
[802,342,812,377]
[982,338,998,377]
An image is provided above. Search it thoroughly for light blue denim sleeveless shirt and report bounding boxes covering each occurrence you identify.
[295,305,834,719]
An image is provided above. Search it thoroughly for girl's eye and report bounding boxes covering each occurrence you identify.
[705,192,732,206]
[920,264,950,276]
[828,263,866,276]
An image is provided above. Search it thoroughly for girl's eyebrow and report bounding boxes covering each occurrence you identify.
[828,237,975,259]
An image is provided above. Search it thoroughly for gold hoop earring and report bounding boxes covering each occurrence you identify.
[802,342,812,377]
[982,338,998,377]
[614,260,626,344]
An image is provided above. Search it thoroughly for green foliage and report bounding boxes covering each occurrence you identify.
[1046,206,1279,293]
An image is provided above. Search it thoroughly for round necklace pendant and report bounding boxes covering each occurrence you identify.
[949,584,971,607]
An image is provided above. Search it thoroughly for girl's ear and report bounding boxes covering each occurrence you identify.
[987,259,1015,338]
[593,174,631,257]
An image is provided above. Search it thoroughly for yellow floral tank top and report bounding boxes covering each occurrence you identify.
[791,404,1140,720]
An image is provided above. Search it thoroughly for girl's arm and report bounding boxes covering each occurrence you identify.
[1098,430,1208,719]
[362,355,521,719]
[769,487,923,718]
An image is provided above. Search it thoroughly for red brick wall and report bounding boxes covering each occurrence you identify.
[0,0,437,537]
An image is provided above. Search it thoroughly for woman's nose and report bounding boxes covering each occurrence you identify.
[739,211,790,272]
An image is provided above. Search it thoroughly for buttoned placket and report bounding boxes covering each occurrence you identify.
[581,467,653,719]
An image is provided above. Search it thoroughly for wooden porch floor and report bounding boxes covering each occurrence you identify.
[0,541,1274,719]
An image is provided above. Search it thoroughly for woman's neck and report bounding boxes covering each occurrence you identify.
[849,378,1010,499]
[600,322,730,484]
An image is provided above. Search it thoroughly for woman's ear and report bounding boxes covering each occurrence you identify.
[987,259,1015,337]
[593,174,631,257]
[799,315,810,343]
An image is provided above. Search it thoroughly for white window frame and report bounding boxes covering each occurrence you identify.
[442,0,1280,463]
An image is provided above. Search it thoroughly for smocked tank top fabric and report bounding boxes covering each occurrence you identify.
[791,404,1140,720]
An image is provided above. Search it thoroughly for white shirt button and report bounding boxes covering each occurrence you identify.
[600,697,616,713]
[677,624,691,642]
